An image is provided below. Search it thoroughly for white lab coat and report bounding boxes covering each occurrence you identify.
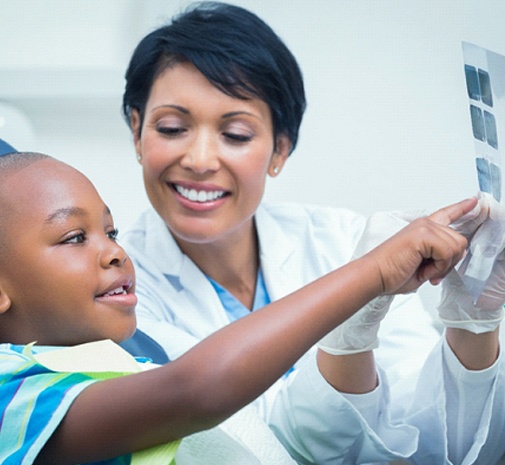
[121,202,505,465]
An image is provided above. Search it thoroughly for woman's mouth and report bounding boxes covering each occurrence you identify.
[173,183,227,203]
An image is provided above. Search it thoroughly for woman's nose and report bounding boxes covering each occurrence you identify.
[180,131,220,174]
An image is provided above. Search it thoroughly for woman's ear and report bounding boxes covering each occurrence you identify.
[130,109,143,164]
[268,134,291,177]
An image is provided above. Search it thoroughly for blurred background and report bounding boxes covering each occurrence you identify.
[1,0,504,232]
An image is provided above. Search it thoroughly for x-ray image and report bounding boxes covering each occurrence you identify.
[479,69,494,107]
[465,64,480,100]
[463,42,505,200]
[476,157,501,201]
[470,105,486,142]
[484,110,498,149]
[464,61,496,109]
[460,42,505,302]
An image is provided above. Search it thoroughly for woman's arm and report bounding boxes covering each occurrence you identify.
[36,198,474,465]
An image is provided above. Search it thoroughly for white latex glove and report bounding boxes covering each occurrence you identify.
[437,264,505,333]
[449,192,489,241]
[318,199,488,355]
[458,193,505,300]
[438,194,505,333]
[318,211,408,355]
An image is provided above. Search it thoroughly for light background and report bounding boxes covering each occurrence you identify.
[1,1,504,234]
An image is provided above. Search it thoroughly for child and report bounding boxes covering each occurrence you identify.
[0,152,475,464]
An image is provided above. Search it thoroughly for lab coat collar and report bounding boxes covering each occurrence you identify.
[255,204,295,270]
[142,204,301,301]
[142,209,228,329]
[255,205,303,301]
[144,211,212,291]
[143,210,186,278]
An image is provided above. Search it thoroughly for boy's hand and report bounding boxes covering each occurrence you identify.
[365,198,477,296]
[318,198,477,356]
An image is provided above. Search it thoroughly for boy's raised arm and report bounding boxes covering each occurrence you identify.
[36,198,475,465]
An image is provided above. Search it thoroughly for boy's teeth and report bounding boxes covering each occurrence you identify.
[105,286,126,296]
[175,185,225,202]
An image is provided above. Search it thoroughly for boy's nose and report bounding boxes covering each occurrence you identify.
[102,242,128,268]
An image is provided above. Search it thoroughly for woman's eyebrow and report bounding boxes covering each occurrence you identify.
[222,110,260,120]
[152,104,189,114]
[151,105,259,120]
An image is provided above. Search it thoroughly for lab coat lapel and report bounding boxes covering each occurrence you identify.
[179,255,231,333]
[255,205,307,302]
[145,211,231,337]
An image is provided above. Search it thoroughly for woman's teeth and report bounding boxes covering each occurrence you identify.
[175,185,225,202]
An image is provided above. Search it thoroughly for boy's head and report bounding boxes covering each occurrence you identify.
[0,152,137,346]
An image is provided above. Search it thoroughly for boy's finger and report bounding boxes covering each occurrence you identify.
[428,198,478,227]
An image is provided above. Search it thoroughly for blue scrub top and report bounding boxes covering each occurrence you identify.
[207,269,271,322]
[207,270,294,377]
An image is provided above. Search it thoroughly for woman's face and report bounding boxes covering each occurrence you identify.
[131,62,289,247]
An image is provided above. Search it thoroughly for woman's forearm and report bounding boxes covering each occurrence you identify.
[445,327,500,370]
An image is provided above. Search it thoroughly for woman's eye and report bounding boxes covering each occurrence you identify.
[63,233,86,244]
[107,228,119,241]
[157,126,186,137]
[224,132,252,143]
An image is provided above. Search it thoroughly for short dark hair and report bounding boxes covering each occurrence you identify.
[0,152,51,259]
[122,1,306,154]
[0,151,49,176]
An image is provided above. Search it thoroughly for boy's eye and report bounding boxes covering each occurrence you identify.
[107,228,119,241]
[63,232,85,244]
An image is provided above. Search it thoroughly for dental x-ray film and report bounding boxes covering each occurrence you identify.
[459,42,505,302]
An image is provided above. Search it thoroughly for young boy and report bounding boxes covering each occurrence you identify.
[0,152,475,464]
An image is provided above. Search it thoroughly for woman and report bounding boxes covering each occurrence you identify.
[120,2,505,464]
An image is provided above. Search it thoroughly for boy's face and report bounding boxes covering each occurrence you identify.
[0,158,137,346]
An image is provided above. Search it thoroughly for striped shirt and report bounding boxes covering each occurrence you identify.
[0,342,179,465]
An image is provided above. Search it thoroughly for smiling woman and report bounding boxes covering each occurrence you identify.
[117,3,505,465]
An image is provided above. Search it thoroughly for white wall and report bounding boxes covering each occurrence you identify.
[1,0,505,233]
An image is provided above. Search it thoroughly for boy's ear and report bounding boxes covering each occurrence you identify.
[0,285,12,314]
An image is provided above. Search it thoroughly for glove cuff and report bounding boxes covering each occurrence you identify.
[317,339,379,356]
[440,307,504,334]
[317,295,393,355]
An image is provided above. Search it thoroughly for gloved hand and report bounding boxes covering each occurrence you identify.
[439,195,505,333]
[318,294,394,355]
[318,198,489,355]
[437,263,505,333]
[318,211,408,355]
[449,192,489,241]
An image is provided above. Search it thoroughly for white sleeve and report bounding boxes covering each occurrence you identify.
[442,338,498,464]
[405,336,505,465]
[375,292,441,388]
[265,351,419,465]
